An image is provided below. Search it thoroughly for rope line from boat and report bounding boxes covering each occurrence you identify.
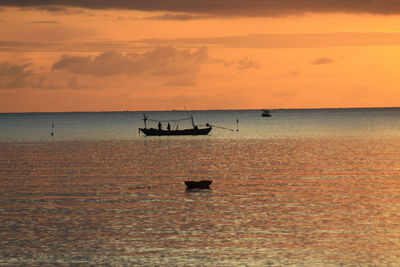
[206,117,239,132]
[199,124,236,132]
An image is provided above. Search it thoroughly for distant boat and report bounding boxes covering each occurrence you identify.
[184,180,212,189]
[261,109,271,117]
[139,114,212,136]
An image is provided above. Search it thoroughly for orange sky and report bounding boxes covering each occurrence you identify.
[1,1,400,112]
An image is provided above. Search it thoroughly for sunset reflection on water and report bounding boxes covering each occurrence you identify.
[1,136,400,266]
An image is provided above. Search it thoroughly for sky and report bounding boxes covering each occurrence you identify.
[1,0,400,112]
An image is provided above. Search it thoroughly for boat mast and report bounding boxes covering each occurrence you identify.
[191,115,195,128]
[143,114,147,129]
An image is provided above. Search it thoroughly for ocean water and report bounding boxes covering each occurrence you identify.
[1,108,400,266]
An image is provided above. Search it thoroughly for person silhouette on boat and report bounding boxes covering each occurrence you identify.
[158,121,162,130]
[167,123,171,131]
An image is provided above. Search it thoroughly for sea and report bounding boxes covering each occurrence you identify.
[1,108,400,266]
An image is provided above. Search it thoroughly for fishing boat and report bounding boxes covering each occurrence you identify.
[261,109,271,117]
[140,127,211,136]
[139,114,212,136]
[184,180,212,189]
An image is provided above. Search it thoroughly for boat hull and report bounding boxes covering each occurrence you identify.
[261,110,271,117]
[185,180,212,189]
[139,127,212,136]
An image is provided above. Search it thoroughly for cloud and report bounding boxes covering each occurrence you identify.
[0,61,34,77]
[5,76,32,89]
[311,57,335,65]
[2,1,400,16]
[28,20,61,24]
[67,76,79,89]
[52,46,208,77]
[141,32,400,49]
[0,47,209,90]
[213,57,261,71]
[236,58,261,71]
[3,32,400,52]
[0,61,41,89]
[25,5,87,15]
[144,13,214,21]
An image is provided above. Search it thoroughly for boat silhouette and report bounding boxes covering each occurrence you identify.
[184,180,212,189]
[139,114,212,136]
[261,109,271,117]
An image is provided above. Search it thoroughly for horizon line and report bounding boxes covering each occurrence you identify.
[1,106,399,115]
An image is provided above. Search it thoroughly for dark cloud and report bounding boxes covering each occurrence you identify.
[144,13,214,21]
[311,57,335,65]
[0,61,38,89]
[52,47,208,77]
[0,61,33,77]
[2,0,400,16]
[26,5,87,15]
[5,76,31,89]
[34,5,71,12]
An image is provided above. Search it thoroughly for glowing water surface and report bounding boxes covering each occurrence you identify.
[1,108,400,266]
